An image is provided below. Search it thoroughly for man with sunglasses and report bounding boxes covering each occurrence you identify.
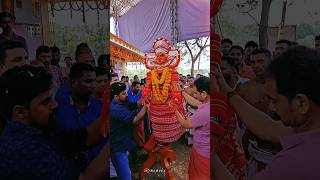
[0,65,107,179]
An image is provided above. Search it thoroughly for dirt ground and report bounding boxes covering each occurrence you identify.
[145,137,192,180]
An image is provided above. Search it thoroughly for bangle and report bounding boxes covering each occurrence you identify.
[227,89,238,99]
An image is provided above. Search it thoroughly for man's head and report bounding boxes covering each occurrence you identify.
[229,45,244,66]
[221,38,233,55]
[220,56,239,82]
[126,76,129,82]
[192,76,210,103]
[69,63,96,99]
[50,46,60,66]
[75,43,95,66]
[266,46,320,129]
[111,73,119,84]
[196,74,201,79]
[131,81,141,94]
[94,67,109,97]
[181,76,187,83]
[121,76,126,83]
[0,12,15,35]
[64,56,72,67]
[111,82,127,102]
[244,41,258,65]
[187,76,194,84]
[133,75,139,82]
[0,41,28,74]
[0,65,56,128]
[275,39,292,57]
[98,54,110,69]
[36,46,51,69]
[315,35,320,49]
[250,48,272,76]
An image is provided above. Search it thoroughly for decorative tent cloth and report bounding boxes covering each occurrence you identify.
[114,0,210,52]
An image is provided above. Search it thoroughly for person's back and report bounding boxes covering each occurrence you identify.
[0,121,80,180]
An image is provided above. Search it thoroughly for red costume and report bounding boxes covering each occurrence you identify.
[211,1,247,179]
[140,38,186,180]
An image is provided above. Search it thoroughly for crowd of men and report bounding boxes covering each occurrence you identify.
[213,33,320,179]
[0,12,109,179]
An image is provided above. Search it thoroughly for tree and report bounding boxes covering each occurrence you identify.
[236,0,273,48]
[180,37,209,77]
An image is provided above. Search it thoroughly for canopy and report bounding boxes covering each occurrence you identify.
[113,0,210,52]
[110,33,145,63]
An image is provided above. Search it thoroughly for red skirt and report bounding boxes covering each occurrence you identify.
[188,147,210,180]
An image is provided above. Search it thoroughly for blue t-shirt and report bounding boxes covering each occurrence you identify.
[0,121,84,179]
[110,100,138,153]
[55,95,105,168]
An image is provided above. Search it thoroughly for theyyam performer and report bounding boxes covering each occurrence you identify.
[140,37,186,180]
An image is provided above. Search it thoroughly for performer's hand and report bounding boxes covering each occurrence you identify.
[168,100,178,112]
[213,62,233,93]
[144,99,150,108]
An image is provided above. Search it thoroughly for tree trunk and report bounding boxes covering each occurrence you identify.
[191,60,195,77]
[197,56,201,74]
[259,0,272,48]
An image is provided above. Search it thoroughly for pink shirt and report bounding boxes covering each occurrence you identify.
[190,102,210,158]
[256,129,320,180]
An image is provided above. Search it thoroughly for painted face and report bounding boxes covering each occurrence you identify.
[250,53,269,76]
[155,53,169,65]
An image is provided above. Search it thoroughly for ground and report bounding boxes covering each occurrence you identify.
[145,137,191,180]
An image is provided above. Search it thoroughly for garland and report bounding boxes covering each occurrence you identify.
[151,67,172,103]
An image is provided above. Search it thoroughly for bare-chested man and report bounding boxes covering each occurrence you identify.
[237,48,282,178]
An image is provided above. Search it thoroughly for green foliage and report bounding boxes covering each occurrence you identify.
[50,23,109,61]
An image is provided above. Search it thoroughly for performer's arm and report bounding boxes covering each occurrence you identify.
[214,64,293,143]
[182,91,201,108]
[132,101,149,125]
[173,108,192,128]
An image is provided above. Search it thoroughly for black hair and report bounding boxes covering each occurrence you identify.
[251,48,272,59]
[75,43,91,61]
[0,65,52,119]
[110,82,126,100]
[131,81,141,87]
[121,76,126,80]
[69,62,95,80]
[0,12,14,21]
[0,41,26,65]
[315,35,320,41]
[36,45,50,58]
[229,45,244,56]
[193,76,210,94]
[97,54,110,68]
[267,46,320,106]
[50,46,60,54]
[245,41,258,49]
[276,39,292,47]
[221,38,233,45]
[221,56,239,73]
[95,67,108,77]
